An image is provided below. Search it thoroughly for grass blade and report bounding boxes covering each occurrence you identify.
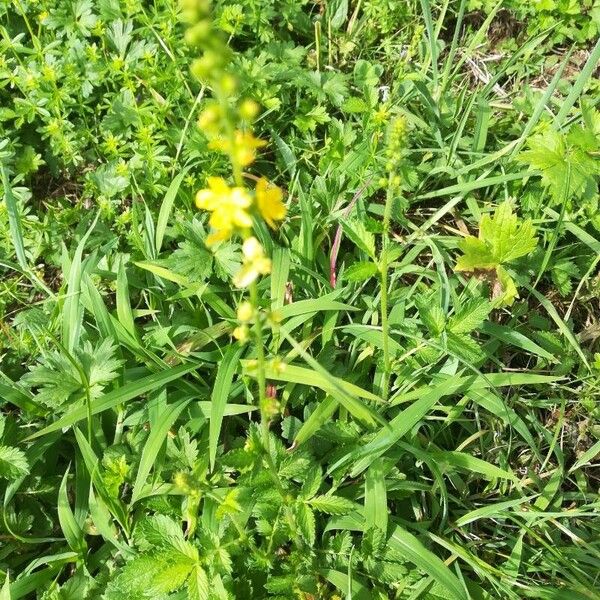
[209,345,243,471]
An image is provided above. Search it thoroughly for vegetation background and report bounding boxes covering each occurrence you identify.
[1,0,600,598]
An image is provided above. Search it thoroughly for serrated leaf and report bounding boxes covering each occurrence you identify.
[414,295,445,336]
[308,495,355,515]
[295,503,316,545]
[344,261,378,282]
[342,219,376,259]
[455,237,496,271]
[187,566,209,600]
[448,298,491,334]
[520,128,600,201]
[456,201,537,272]
[0,445,29,479]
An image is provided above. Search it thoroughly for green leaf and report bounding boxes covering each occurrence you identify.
[1,163,27,270]
[520,128,600,201]
[0,445,29,479]
[342,219,376,259]
[415,295,446,336]
[364,459,388,533]
[1,574,10,600]
[62,215,98,353]
[58,469,86,554]
[295,503,316,546]
[432,451,518,481]
[187,566,209,600]
[388,525,466,600]
[131,397,191,504]
[455,237,496,271]
[308,495,355,515]
[448,298,491,334]
[456,201,538,272]
[209,345,243,471]
[156,170,187,253]
[344,261,379,282]
[26,363,197,440]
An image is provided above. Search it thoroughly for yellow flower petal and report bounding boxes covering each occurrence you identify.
[242,237,264,260]
[255,178,286,228]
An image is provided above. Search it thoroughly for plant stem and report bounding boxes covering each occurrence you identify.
[380,174,396,401]
[249,281,270,454]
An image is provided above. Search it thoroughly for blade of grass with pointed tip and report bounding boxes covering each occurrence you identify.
[554,38,600,127]
[364,458,387,533]
[293,396,337,447]
[433,451,518,482]
[156,170,187,253]
[209,345,243,471]
[62,214,99,353]
[335,375,469,477]
[1,163,26,270]
[455,496,537,527]
[116,258,136,338]
[524,284,590,371]
[58,469,86,554]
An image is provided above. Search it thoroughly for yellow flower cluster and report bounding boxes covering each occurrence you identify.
[208,131,266,167]
[233,237,272,288]
[195,175,286,247]
[195,177,252,246]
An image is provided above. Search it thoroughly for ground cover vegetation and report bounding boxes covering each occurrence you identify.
[1,0,600,598]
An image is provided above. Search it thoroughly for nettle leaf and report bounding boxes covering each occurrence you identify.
[520,128,600,202]
[343,219,376,259]
[414,295,445,337]
[344,261,378,282]
[446,332,482,363]
[455,237,496,271]
[479,202,538,264]
[187,565,209,600]
[135,515,198,560]
[110,553,194,597]
[448,298,491,334]
[0,445,29,479]
[294,503,316,546]
[308,495,355,515]
[300,466,322,499]
[551,259,580,297]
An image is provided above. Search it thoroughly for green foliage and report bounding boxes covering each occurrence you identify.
[455,201,538,306]
[1,0,600,599]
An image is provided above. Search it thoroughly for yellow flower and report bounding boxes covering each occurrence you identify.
[255,178,286,229]
[208,130,266,167]
[232,325,249,342]
[237,301,254,322]
[195,177,252,246]
[233,237,271,288]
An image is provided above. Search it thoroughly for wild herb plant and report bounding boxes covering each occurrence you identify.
[1,0,600,599]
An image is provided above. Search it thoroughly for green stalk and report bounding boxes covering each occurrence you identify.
[380,174,396,401]
[249,281,270,454]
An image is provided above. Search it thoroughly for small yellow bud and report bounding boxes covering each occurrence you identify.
[237,301,254,322]
[197,105,220,130]
[220,73,237,94]
[239,99,259,121]
[233,325,249,342]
